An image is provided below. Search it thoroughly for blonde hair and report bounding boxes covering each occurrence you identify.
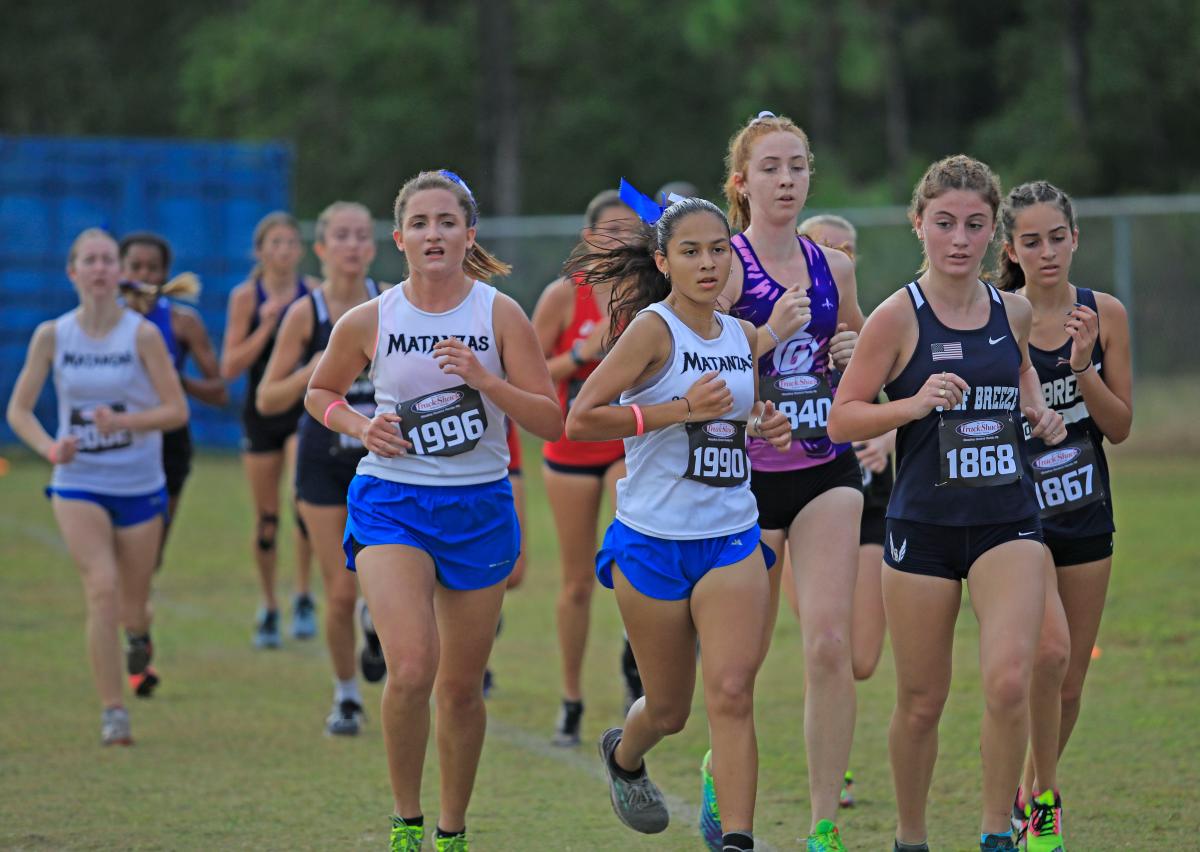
[120,273,202,314]
[798,214,856,241]
[314,201,372,245]
[393,171,511,280]
[723,112,814,233]
[249,211,301,280]
[67,228,117,267]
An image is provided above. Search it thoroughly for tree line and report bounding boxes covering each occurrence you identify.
[5,0,1198,218]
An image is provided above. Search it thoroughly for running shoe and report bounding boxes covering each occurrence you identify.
[129,666,160,698]
[621,635,643,713]
[1026,789,1066,852]
[326,699,364,736]
[598,727,669,834]
[700,749,722,851]
[1011,788,1028,842]
[253,608,280,649]
[481,667,495,699]
[101,706,133,746]
[839,770,855,808]
[126,633,153,674]
[552,699,584,747]
[291,593,317,640]
[893,841,930,852]
[807,819,847,852]
[389,816,424,852]
[359,600,387,682]
[980,832,1018,850]
[435,832,469,851]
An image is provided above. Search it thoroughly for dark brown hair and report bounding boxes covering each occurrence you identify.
[995,181,1077,291]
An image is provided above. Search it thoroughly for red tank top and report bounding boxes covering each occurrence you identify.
[542,281,625,467]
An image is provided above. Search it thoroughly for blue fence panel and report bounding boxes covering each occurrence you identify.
[0,135,292,449]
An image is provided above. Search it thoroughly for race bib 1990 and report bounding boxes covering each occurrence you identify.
[684,419,748,487]
[395,384,487,457]
[937,412,1021,488]
[759,373,832,440]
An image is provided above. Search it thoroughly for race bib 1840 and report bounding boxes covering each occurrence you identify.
[395,385,487,457]
[759,373,832,440]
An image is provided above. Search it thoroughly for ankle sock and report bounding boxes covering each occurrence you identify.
[722,830,754,850]
[607,745,645,781]
[436,826,465,839]
[335,678,361,705]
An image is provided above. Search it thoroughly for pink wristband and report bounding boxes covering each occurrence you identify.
[630,403,645,436]
[323,399,350,429]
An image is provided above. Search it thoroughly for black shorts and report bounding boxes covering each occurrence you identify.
[883,515,1044,581]
[162,425,193,497]
[749,450,863,531]
[1045,532,1113,567]
[543,457,623,479]
[241,404,302,454]
[860,504,886,547]
[295,453,357,507]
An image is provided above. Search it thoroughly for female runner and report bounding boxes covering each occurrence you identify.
[566,189,790,852]
[708,111,865,852]
[531,188,638,743]
[6,228,187,744]
[220,212,317,647]
[118,232,227,696]
[827,155,1067,851]
[305,171,561,851]
[256,201,382,735]
[997,181,1132,851]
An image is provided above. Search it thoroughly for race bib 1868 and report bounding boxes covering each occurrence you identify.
[759,373,832,440]
[937,412,1021,488]
[395,384,487,457]
[684,419,748,487]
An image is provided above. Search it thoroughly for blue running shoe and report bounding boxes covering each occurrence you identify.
[291,593,317,640]
[700,749,722,851]
[981,831,1018,850]
[253,608,280,649]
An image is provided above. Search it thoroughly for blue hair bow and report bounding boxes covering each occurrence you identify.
[440,170,478,225]
[618,178,688,227]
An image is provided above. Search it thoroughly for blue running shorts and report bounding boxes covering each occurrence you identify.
[46,486,168,528]
[595,518,776,601]
[343,474,519,591]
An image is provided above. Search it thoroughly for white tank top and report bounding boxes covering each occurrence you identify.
[356,280,509,486]
[615,303,758,540]
[51,309,165,495]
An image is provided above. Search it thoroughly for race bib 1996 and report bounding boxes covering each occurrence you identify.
[395,384,487,457]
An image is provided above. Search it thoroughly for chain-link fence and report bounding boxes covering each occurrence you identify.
[303,195,1199,379]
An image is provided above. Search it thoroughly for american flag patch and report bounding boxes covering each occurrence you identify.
[931,342,963,361]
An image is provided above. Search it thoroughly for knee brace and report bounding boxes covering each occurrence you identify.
[256,512,279,553]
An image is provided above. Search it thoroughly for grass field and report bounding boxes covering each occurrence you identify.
[1,443,1197,851]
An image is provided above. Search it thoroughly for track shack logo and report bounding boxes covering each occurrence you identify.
[1033,446,1081,472]
[955,419,1004,439]
[704,421,737,439]
[774,375,820,393]
[412,390,464,414]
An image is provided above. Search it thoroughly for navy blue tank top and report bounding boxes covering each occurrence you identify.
[244,277,308,420]
[885,280,1037,525]
[144,296,186,372]
[296,281,380,465]
[1025,287,1113,538]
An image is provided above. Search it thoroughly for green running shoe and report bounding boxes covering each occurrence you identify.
[390,816,424,851]
[699,749,722,851]
[435,832,468,851]
[807,818,847,852]
[839,770,855,808]
[1026,789,1065,852]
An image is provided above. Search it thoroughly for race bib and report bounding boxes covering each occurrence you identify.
[684,419,748,487]
[69,403,132,453]
[396,384,488,457]
[1030,439,1105,518]
[937,412,1021,488]
[333,402,377,456]
[759,372,832,440]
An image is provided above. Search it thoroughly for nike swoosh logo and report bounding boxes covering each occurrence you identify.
[1018,531,1038,537]
[989,336,1008,345]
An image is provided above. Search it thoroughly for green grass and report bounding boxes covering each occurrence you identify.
[1,444,1197,850]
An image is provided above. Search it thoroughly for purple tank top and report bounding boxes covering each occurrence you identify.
[731,232,850,471]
